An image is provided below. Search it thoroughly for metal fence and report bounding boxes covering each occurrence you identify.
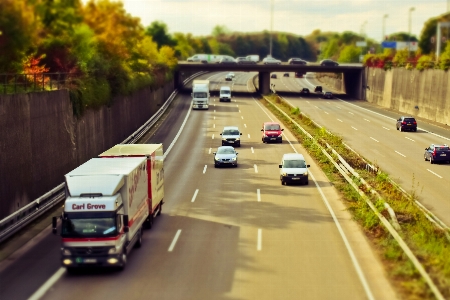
[1,72,75,94]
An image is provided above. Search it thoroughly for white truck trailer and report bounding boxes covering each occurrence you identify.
[53,153,163,271]
[192,79,210,109]
[187,54,223,63]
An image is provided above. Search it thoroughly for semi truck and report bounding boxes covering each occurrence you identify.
[53,144,164,271]
[192,79,210,109]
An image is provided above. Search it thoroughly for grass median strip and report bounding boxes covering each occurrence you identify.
[262,94,450,300]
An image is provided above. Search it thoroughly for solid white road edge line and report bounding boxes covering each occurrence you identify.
[163,101,193,159]
[309,171,375,300]
[257,189,261,202]
[168,229,182,252]
[27,267,66,300]
[257,229,262,251]
[427,169,443,178]
[191,189,199,202]
[203,165,207,174]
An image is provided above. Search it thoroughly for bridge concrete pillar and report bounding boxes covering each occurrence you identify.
[174,71,181,89]
[258,72,271,94]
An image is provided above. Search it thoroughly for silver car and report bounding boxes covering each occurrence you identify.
[263,56,281,65]
[214,146,238,168]
[220,126,242,147]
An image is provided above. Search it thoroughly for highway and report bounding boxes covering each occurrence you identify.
[271,71,450,227]
[0,72,398,300]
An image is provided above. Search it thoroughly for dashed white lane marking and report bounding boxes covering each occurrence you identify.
[395,151,406,157]
[351,126,358,131]
[364,119,370,122]
[209,148,212,154]
[325,111,329,115]
[336,106,341,109]
[314,106,319,109]
[239,110,241,113]
[168,230,182,252]
[203,165,207,174]
[241,116,244,119]
[236,104,239,107]
[427,169,443,178]
[405,137,415,142]
[28,267,66,300]
[248,134,251,138]
[234,99,237,102]
[212,134,215,139]
[191,189,199,202]
[251,147,254,153]
[213,104,215,107]
[257,229,262,251]
[382,126,390,131]
[306,101,310,104]
[213,124,215,128]
[214,110,216,113]
[370,137,379,142]
[326,102,331,104]
[214,116,216,120]
[337,119,343,122]
[254,164,258,173]
[244,124,247,128]
[349,112,354,115]
[257,189,261,202]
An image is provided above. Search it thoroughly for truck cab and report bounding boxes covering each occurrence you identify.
[192,80,210,109]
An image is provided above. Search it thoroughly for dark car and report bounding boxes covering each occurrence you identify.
[225,74,232,81]
[314,86,322,93]
[396,116,417,132]
[271,73,277,79]
[283,73,289,77]
[288,58,307,65]
[219,57,237,64]
[323,91,333,99]
[295,72,305,78]
[424,144,450,164]
[300,88,310,96]
[320,59,339,66]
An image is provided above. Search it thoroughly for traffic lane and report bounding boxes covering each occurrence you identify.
[284,95,450,224]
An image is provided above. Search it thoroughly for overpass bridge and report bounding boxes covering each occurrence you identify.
[176,62,367,99]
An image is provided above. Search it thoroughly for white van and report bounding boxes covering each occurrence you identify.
[279,153,310,185]
[219,86,231,102]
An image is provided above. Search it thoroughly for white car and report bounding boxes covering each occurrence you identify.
[263,56,281,65]
[279,153,310,185]
[228,72,235,78]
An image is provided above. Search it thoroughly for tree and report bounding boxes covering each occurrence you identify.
[338,45,361,63]
[0,0,39,72]
[212,25,230,38]
[321,39,339,60]
[438,41,450,70]
[145,21,175,49]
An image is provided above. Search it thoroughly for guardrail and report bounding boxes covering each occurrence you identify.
[0,71,208,244]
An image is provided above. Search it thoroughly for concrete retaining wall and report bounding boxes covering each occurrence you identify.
[0,82,174,219]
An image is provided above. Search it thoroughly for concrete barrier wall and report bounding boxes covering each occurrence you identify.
[0,82,174,219]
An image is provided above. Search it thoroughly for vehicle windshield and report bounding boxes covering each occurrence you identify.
[265,124,280,130]
[284,160,306,168]
[62,213,118,238]
[217,148,235,154]
[223,130,239,135]
[194,92,207,98]
[436,146,449,151]
[221,90,230,94]
[404,118,415,122]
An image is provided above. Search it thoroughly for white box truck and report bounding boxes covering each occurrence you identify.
[246,55,260,63]
[187,54,223,63]
[192,79,210,109]
[53,151,163,271]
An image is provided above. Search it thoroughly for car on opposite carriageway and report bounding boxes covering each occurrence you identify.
[424,144,450,164]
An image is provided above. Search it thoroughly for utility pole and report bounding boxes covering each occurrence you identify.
[382,14,389,42]
[269,0,274,56]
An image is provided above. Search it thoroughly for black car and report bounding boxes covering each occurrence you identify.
[314,86,322,93]
[288,58,307,65]
[396,116,417,132]
[320,59,339,66]
[424,144,450,164]
[300,88,310,96]
[323,91,333,99]
[283,73,289,77]
[271,74,277,79]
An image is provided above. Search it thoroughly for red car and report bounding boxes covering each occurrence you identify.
[262,122,284,143]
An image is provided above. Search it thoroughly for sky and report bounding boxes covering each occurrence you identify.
[112,0,447,42]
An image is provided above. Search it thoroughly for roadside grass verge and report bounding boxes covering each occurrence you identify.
[262,94,450,300]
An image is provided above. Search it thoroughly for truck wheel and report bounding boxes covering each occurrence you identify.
[66,267,77,275]
[135,227,143,248]
[145,214,153,229]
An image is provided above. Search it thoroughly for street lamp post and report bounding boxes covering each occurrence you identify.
[269,0,274,56]
[408,7,415,57]
[382,14,389,42]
